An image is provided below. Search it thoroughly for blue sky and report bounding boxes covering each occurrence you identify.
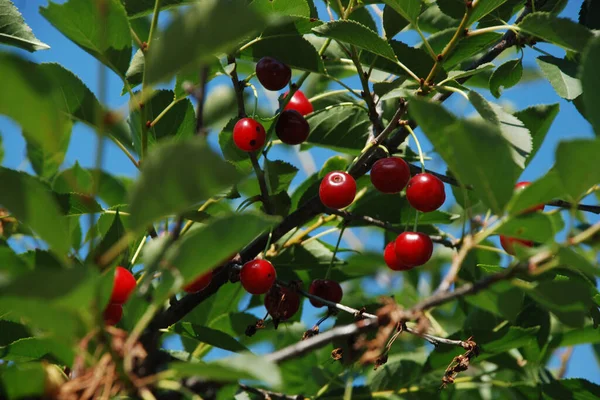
[1,0,598,385]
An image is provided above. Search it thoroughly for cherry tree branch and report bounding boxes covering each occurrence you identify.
[324,208,457,248]
[238,383,304,400]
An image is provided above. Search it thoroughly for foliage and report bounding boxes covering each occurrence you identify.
[0,0,599,399]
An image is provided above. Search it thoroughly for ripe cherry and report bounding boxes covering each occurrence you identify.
[394,232,433,267]
[515,181,545,213]
[183,270,213,293]
[283,90,313,116]
[370,157,411,194]
[319,171,357,209]
[384,241,410,271]
[240,259,276,295]
[103,303,123,326]
[275,110,310,145]
[308,279,343,308]
[256,57,291,91]
[233,117,266,152]
[499,235,534,255]
[406,173,446,212]
[264,286,300,321]
[109,266,136,305]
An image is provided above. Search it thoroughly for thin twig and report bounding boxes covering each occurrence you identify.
[195,66,210,136]
[238,383,304,400]
[557,346,574,379]
[434,235,473,294]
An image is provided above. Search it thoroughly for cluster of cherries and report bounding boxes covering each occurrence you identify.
[232,56,314,152]
[103,266,137,325]
[498,181,544,255]
[319,158,446,272]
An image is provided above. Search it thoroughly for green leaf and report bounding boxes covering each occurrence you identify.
[468,91,531,168]
[145,0,266,84]
[514,103,559,167]
[580,0,600,29]
[483,326,540,353]
[93,171,130,207]
[0,168,69,255]
[489,59,523,98]
[0,54,71,160]
[383,5,409,38]
[169,353,281,387]
[312,20,396,61]
[558,247,600,278]
[128,138,244,232]
[437,0,465,20]
[121,0,194,17]
[318,155,349,179]
[266,160,299,194]
[38,63,133,151]
[506,171,564,216]
[306,105,371,154]
[464,281,524,323]
[241,35,325,73]
[27,122,72,180]
[536,56,581,100]
[552,325,600,348]
[40,0,132,77]
[52,162,93,194]
[92,212,127,263]
[409,99,519,214]
[542,378,600,399]
[426,30,502,69]
[382,0,422,24]
[517,12,593,53]
[390,40,435,78]
[172,323,248,353]
[418,4,459,33]
[0,0,49,51]
[129,90,195,154]
[466,0,509,26]
[444,62,495,82]
[581,35,600,136]
[524,277,596,328]
[55,193,103,216]
[495,213,556,243]
[250,0,311,17]
[165,212,278,285]
[0,362,46,399]
[0,337,75,364]
[555,138,600,200]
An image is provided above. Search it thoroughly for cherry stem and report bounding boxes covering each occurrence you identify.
[406,125,425,173]
[325,225,346,280]
[247,82,259,119]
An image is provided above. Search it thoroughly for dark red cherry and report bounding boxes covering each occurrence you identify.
[233,117,266,152]
[384,241,411,271]
[319,171,356,209]
[515,181,545,213]
[370,157,411,194]
[240,259,276,295]
[183,270,213,293]
[500,235,534,255]
[275,110,310,145]
[283,90,313,116]
[394,232,433,267]
[103,303,123,325]
[406,173,446,212]
[256,57,291,91]
[264,286,300,321]
[109,266,136,305]
[308,279,343,308]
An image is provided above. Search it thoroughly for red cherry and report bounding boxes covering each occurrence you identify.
[233,118,266,152]
[406,173,446,212]
[264,286,300,321]
[103,303,123,326]
[499,235,534,255]
[183,270,213,293]
[240,259,276,295]
[384,241,411,271]
[394,232,433,267]
[515,181,545,213]
[319,171,357,209]
[283,90,313,116]
[275,110,310,145]
[308,279,343,308]
[109,266,136,304]
[370,157,411,194]
[256,57,291,91]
